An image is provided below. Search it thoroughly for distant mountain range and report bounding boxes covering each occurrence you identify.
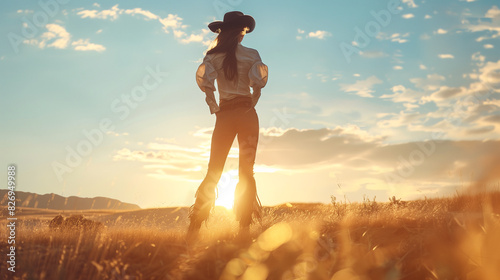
[0,190,140,210]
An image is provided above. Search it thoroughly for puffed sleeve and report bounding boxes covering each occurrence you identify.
[196,56,217,92]
[249,61,268,88]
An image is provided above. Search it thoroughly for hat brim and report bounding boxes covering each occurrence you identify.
[208,15,255,33]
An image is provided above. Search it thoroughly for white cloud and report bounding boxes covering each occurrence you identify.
[17,9,34,14]
[485,5,500,19]
[420,64,427,70]
[380,85,423,103]
[24,23,71,49]
[424,15,432,19]
[466,6,500,41]
[477,60,500,91]
[412,74,446,90]
[435,28,448,34]
[402,0,418,8]
[379,59,500,141]
[340,76,383,98]
[402,13,415,19]
[180,34,204,44]
[307,30,332,39]
[296,29,332,40]
[123,8,159,20]
[472,52,485,66]
[126,125,499,198]
[393,65,403,70]
[159,14,183,33]
[23,23,106,52]
[391,33,409,43]
[76,5,210,45]
[484,44,494,49]
[377,111,423,128]
[438,54,455,59]
[44,24,71,49]
[377,32,410,43]
[72,39,106,52]
[296,29,305,40]
[410,60,500,138]
[77,4,120,20]
[261,128,500,197]
[422,86,465,103]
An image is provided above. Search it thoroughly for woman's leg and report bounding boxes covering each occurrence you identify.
[234,108,260,229]
[188,111,237,236]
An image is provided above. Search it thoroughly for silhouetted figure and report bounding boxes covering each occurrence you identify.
[187,11,268,241]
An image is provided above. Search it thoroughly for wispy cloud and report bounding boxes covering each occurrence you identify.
[340,76,382,98]
[377,111,424,128]
[252,126,500,196]
[77,4,121,20]
[296,29,332,40]
[123,8,159,20]
[434,28,448,34]
[422,86,465,103]
[43,23,71,49]
[486,5,500,18]
[23,23,105,52]
[377,32,410,43]
[72,39,106,52]
[380,85,423,103]
[402,0,418,8]
[411,74,446,91]
[307,30,332,39]
[16,9,34,14]
[438,54,455,59]
[76,4,211,45]
[466,5,500,41]
[296,29,305,40]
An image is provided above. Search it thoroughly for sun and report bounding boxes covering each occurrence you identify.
[214,170,238,210]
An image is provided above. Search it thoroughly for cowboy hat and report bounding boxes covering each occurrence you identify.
[208,11,255,33]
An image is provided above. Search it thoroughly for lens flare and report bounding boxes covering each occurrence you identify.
[214,170,238,209]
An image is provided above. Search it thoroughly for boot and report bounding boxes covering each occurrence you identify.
[234,176,261,229]
[187,180,217,242]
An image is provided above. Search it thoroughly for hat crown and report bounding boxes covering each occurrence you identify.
[223,11,244,22]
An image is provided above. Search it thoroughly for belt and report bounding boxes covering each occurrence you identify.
[219,97,253,111]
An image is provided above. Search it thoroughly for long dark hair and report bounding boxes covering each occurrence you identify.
[207,27,247,81]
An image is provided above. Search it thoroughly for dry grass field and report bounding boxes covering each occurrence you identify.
[1,192,500,280]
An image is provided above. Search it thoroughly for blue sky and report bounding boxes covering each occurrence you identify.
[1,0,500,208]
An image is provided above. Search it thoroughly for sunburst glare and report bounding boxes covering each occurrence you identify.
[214,170,238,209]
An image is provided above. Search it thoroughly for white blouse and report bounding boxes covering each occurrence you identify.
[196,44,268,103]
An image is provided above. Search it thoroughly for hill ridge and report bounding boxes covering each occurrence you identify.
[0,190,140,210]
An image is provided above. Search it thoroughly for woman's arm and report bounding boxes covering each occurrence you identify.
[252,87,261,107]
[205,90,220,114]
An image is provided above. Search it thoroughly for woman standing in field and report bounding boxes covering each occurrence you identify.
[187,11,268,241]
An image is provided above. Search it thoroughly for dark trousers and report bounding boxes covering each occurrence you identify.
[190,103,260,227]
